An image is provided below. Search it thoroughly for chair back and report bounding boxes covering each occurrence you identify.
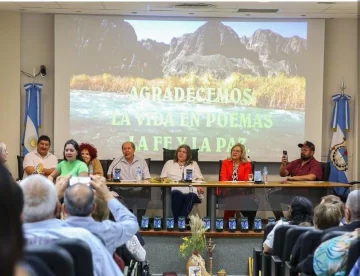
[299,229,323,261]
[17,155,24,180]
[145,158,151,173]
[99,159,114,177]
[321,231,347,242]
[320,162,331,181]
[345,237,360,275]
[272,224,294,259]
[25,245,75,276]
[283,226,312,261]
[263,223,276,243]
[162,148,199,164]
[55,239,94,276]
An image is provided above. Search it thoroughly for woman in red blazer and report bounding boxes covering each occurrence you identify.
[219,143,257,224]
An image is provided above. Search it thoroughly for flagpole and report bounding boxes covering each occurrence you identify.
[340,77,346,96]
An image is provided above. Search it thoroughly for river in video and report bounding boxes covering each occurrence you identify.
[70,90,304,160]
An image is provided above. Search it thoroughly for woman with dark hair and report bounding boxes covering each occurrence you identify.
[79,143,104,176]
[218,143,257,224]
[160,144,204,222]
[48,139,88,181]
[0,163,26,276]
[263,196,313,254]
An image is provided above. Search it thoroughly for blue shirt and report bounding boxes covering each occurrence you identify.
[349,257,360,276]
[65,198,139,254]
[23,219,122,276]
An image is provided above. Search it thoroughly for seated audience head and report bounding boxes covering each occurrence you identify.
[288,196,313,225]
[37,135,51,157]
[174,144,192,166]
[122,141,136,161]
[63,139,83,162]
[64,184,95,217]
[79,143,98,166]
[0,142,8,163]
[229,143,247,163]
[321,195,345,218]
[92,197,110,222]
[0,164,24,275]
[298,141,315,161]
[313,203,342,230]
[345,190,360,223]
[20,175,58,223]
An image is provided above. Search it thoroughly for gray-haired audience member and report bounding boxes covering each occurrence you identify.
[323,189,360,233]
[63,175,139,255]
[20,175,123,276]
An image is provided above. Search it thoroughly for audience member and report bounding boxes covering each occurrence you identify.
[263,196,313,254]
[48,139,88,181]
[107,141,151,222]
[160,144,204,223]
[23,135,58,178]
[313,228,360,276]
[323,190,360,233]
[0,142,12,177]
[0,164,25,276]
[218,143,257,225]
[269,141,323,219]
[91,196,146,264]
[290,202,343,271]
[21,175,122,276]
[79,143,104,176]
[63,175,140,257]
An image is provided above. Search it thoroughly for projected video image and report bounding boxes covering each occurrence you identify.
[68,17,307,161]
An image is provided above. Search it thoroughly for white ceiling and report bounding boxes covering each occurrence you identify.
[0,1,358,19]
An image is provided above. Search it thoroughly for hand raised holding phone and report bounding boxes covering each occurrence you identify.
[282,150,288,165]
[89,175,114,202]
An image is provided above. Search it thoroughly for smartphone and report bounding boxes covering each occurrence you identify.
[141,216,149,230]
[283,150,288,163]
[178,216,186,231]
[254,170,262,184]
[241,217,249,232]
[185,169,193,182]
[154,216,162,231]
[69,177,91,186]
[228,217,236,232]
[254,217,262,232]
[216,217,224,232]
[203,217,210,231]
[267,217,276,224]
[167,217,174,231]
[113,168,121,182]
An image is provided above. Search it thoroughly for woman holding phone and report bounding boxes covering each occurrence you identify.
[160,144,204,223]
[48,139,88,182]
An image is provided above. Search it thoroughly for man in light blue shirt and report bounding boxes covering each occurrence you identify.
[21,175,123,276]
[63,175,139,255]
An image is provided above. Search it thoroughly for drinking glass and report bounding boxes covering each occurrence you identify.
[248,173,254,182]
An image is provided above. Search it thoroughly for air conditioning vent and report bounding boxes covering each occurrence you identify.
[237,8,279,13]
[172,3,215,9]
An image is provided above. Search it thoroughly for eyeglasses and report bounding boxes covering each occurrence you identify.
[299,148,311,153]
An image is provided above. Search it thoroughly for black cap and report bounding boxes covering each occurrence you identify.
[298,141,315,151]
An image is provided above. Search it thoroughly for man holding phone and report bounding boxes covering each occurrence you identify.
[269,141,323,219]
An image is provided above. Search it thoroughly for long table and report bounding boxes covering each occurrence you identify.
[106,181,351,231]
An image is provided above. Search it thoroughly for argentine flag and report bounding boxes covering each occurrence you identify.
[22,83,42,156]
[328,93,351,197]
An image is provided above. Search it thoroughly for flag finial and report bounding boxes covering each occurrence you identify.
[340,77,346,95]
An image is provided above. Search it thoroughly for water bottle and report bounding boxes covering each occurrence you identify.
[263,166,268,184]
[89,164,93,175]
[136,166,142,183]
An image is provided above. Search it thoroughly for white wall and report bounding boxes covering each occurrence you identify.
[0,12,21,175]
[11,14,360,182]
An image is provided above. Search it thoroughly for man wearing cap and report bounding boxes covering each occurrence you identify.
[269,141,323,219]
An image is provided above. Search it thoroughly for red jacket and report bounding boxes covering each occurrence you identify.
[218,159,252,196]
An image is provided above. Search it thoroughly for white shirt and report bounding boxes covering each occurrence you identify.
[160,160,203,195]
[23,150,58,178]
[263,219,290,249]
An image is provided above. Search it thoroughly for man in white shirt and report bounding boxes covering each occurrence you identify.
[107,141,151,222]
[21,175,123,276]
[23,135,58,178]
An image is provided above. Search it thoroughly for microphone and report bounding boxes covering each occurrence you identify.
[247,156,256,164]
